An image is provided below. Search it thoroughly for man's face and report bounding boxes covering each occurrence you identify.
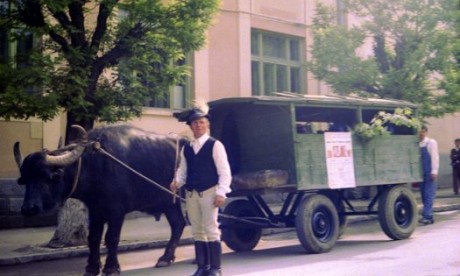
[190,117,210,138]
[455,140,460,148]
[419,128,427,141]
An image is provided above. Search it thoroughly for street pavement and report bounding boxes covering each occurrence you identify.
[0,188,459,266]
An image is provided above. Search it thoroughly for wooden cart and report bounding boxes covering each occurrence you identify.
[209,94,421,254]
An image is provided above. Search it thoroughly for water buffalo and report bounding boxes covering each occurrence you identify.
[14,124,187,275]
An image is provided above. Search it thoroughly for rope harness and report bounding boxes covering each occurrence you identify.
[91,141,187,203]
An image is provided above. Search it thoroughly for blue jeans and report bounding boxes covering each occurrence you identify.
[420,176,437,219]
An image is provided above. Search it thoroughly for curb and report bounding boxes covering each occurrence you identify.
[0,238,195,266]
[433,203,460,213]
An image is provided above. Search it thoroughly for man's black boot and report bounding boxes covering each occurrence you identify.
[208,241,222,276]
[191,241,209,276]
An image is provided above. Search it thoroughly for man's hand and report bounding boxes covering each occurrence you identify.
[170,181,178,193]
[431,174,438,181]
[214,195,225,208]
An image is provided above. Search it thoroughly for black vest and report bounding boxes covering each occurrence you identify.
[184,137,219,192]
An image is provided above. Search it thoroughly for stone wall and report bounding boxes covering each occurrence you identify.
[0,179,57,229]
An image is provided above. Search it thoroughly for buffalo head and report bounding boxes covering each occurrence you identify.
[14,125,88,216]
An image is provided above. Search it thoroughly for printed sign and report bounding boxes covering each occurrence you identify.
[324,132,356,189]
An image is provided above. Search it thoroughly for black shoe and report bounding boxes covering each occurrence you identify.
[418,217,434,225]
[191,241,210,276]
[208,241,222,276]
[208,268,222,276]
[191,267,209,276]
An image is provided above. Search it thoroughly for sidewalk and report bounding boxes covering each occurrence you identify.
[1,188,459,266]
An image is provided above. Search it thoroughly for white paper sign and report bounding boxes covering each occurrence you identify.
[324,132,356,189]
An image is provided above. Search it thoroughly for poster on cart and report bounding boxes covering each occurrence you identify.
[324,132,356,189]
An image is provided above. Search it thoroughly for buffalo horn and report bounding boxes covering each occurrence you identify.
[45,125,88,166]
[13,142,23,168]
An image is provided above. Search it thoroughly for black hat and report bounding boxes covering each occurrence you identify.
[173,107,210,125]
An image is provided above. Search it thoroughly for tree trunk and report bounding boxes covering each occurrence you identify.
[47,198,89,248]
[48,111,94,248]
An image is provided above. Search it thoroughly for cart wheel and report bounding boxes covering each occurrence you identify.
[295,194,339,253]
[221,199,262,252]
[378,185,417,240]
[318,190,348,237]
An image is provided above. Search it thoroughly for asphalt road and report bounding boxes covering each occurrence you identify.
[1,210,459,276]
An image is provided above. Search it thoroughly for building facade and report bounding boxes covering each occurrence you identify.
[1,0,458,184]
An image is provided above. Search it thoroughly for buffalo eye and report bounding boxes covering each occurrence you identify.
[50,169,63,182]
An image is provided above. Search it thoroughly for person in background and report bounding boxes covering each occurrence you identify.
[450,138,460,195]
[418,126,439,225]
[171,104,232,276]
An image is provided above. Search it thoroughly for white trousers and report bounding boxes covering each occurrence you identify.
[186,186,220,242]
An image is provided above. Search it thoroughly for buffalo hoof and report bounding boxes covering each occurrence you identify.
[155,257,175,268]
[102,272,121,276]
[82,273,99,276]
[102,267,121,276]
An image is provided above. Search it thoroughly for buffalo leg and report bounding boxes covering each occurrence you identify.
[102,213,124,275]
[155,204,186,267]
[85,216,104,275]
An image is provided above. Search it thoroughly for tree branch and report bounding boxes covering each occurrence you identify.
[91,0,119,52]
[68,0,88,48]
[95,21,145,70]
[373,34,390,73]
[48,31,71,52]
[17,1,70,52]
[48,9,72,32]
[87,21,145,104]
[47,10,73,51]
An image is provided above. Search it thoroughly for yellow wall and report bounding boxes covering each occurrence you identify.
[0,116,62,178]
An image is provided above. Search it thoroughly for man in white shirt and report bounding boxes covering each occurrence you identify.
[171,107,231,276]
[418,125,439,225]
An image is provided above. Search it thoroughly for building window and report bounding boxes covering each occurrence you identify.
[117,8,189,109]
[0,1,35,66]
[142,57,190,109]
[118,55,191,110]
[251,30,303,95]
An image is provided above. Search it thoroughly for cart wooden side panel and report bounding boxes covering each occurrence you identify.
[353,135,421,185]
[294,134,421,190]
